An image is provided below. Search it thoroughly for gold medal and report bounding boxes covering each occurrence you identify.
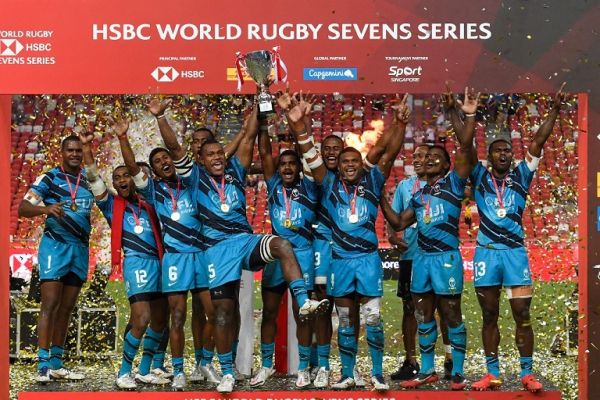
[423,214,431,224]
[284,219,292,228]
[70,202,77,212]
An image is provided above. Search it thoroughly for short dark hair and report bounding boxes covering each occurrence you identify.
[199,139,221,156]
[193,127,215,140]
[339,146,362,159]
[487,138,512,155]
[61,135,81,150]
[278,150,300,166]
[322,134,344,146]
[112,165,128,177]
[428,145,451,164]
[415,143,431,152]
[148,147,170,166]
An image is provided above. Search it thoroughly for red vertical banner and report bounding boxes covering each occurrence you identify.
[274,293,288,373]
[0,95,11,399]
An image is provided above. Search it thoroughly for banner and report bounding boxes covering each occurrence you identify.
[0,0,596,94]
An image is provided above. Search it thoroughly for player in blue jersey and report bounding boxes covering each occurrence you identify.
[249,124,319,388]
[19,135,92,383]
[464,85,566,392]
[286,92,410,391]
[147,97,247,384]
[382,87,479,390]
[173,101,329,393]
[115,118,206,391]
[78,129,170,389]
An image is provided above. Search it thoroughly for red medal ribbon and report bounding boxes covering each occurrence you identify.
[126,195,143,227]
[341,179,359,216]
[490,174,507,209]
[209,175,227,207]
[420,177,442,219]
[282,185,293,221]
[61,166,82,209]
[164,177,181,213]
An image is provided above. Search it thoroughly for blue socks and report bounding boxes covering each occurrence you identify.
[317,344,331,370]
[152,328,168,370]
[298,344,311,370]
[520,356,533,378]
[366,322,384,377]
[232,339,239,364]
[172,357,184,376]
[310,343,318,368]
[418,320,438,374]
[38,348,50,371]
[486,355,500,378]
[448,323,467,376]
[119,332,142,377]
[289,279,309,305]
[261,342,275,368]
[338,326,356,378]
[201,348,214,367]
[139,327,162,375]
[49,345,64,370]
[218,351,234,376]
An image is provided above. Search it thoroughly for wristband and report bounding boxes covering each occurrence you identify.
[307,157,324,169]
[464,113,476,118]
[297,136,314,145]
[156,114,166,120]
[364,157,375,169]
[303,146,318,160]
[89,178,108,197]
[85,163,99,181]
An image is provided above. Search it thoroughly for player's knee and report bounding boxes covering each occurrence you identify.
[272,237,294,259]
[337,306,351,328]
[40,297,61,316]
[513,307,531,324]
[362,297,382,326]
[482,308,499,326]
[402,298,415,315]
[134,310,151,330]
[170,307,186,329]
[214,306,233,327]
[262,305,280,324]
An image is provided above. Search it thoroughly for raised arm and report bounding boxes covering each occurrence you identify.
[147,97,186,160]
[374,94,410,178]
[234,106,259,169]
[258,122,276,181]
[380,195,416,231]
[529,82,566,157]
[79,130,108,201]
[112,118,142,179]
[442,82,465,138]
[283,92,327,184]
[454,87,479,177]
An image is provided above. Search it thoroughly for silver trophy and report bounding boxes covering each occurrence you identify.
[244,50,275,116]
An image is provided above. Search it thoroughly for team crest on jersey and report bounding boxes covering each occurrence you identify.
[358,185,365,196]
[448,277,456,290]
[432,184,441,195]
[291,188,300,199]
[505,176,513,186]
[523,268,530,279]
[225,174,234,182]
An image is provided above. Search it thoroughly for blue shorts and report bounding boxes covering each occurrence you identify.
[411,250,464,295]
[263,246,314,291]
[313,239,331,287]
[194,251,209,290]
[204,233,268,289]
[123,256,161,297]
[162,252,203,293]
[329,251,383,298]
[473,246,532,287]
[38,236,89,282]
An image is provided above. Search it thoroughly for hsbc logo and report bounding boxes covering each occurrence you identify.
[151,66,205,82]
[0,39,24,56]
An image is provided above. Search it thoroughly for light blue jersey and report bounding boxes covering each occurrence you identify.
[391,175,426,260]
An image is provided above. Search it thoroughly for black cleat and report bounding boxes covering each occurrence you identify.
[390,359,420,381]
[443,359,453,380]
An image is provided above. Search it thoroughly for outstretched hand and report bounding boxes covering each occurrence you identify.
[147,96,172,116]
[456,86,480,115]
[76,127,95,145]
[391,93,410,124]
[287,91,314,130]
[552,82,567,110]
[441,81,456,111]
[108,116,129,139]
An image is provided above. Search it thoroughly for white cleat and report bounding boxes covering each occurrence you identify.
[50,367,85,380]
[171,373,186,391]
[36,367,51,384]
[151,367,173,379]
[200,364,222,384]
[299,299,330,321]
[188,365,205,382]
[135,372,170,385]
[250,366,275,387]
[217,373,235,393]
[371,375,389,392]
[354,367,366,387]
[296,368,312,388]
[331,376,356,390]
[313,367,330,389]
[116,373,137,390]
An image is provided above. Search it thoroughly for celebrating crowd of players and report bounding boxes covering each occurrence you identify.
[18,83,567,393]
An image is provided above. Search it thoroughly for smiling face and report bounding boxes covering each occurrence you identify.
[424,147,450,178]
[338,149,363,184]
[61,139,83,171]
[488,140,513,175]
[321,136,344,170]
[112,166,135,199]
[413,145,429,177]
[200,142,226,176]
[278,153,301,186]
[150,150,176,180]
[190,129,214,162]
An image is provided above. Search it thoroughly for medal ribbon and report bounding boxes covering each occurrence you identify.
[235,51,245,92]
[61,167,81,209]
[282,186,293,222]
[341,179,359,216]
[164,178,181,213]
[419,177,442,219]
[209,175,227,208]
[127,195,143,227]
[490,174,507,210]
